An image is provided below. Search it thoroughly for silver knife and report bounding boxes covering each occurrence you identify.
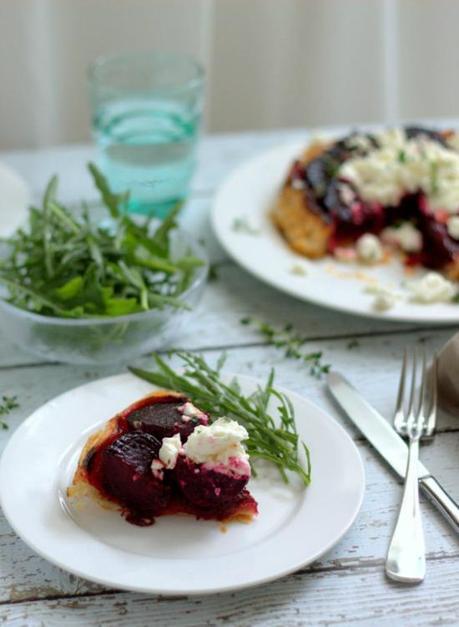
[327,371,459,533]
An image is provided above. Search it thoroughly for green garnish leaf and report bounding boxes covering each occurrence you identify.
[129,351,311,485]
[88,162,128,218]
[0,395,19,430]
[54,276,84,301]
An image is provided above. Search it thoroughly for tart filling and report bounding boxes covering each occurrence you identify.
[67,391,258,526]
[273,126,459,278]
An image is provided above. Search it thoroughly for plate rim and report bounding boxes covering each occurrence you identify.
[0,371,365,596]
[211,140,459,325]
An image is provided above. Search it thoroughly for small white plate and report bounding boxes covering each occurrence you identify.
[0,372,364,595]
[0,163,30,236]
[212,141,459,324]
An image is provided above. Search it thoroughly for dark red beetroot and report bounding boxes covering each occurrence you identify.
[127,396,206,442]
[100,432,170,523]
[175,456,249,510]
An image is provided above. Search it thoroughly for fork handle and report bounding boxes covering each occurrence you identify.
[386,438,425,583]
[420,475,459,533]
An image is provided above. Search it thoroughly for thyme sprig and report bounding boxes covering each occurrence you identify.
[130,351,311,485]
[241,318,330,379]
[0,395,19,430]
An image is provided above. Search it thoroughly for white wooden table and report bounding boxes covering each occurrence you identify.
[1,130,459,626]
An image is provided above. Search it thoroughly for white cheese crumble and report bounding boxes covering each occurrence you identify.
[159,433,182,468]
[365,284,396,311]
[177,401,208,424]
[151,433,183,478]
[408,272,456,304]
[339,128,459,213]
[183,418,249,466]
[447,215,459,240]
[291,178,306,190]
[355,233,383,264]
[289,263,308,276]
[381,222,423,252]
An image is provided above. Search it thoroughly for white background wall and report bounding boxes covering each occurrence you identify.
[1,0,459,149]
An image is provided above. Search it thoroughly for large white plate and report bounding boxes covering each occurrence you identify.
[212,141,459,324]
[0,372,364,595]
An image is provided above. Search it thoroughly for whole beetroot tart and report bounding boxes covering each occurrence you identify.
[273,126,459,279]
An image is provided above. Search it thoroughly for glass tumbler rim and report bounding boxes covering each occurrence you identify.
[88,50,205,95]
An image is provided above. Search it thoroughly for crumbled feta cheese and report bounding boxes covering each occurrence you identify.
[339,128,459,213]
[381,222,423,252]
[408,272,456,304]
[346,134,374,152]
[159,433,182,468]
[447,215,459,240]
[177,402,208,424]
[151,433,183,478]
[291,178,306,190]
[289,263,307,276]
[183,418,249,466]
[356,234,383,264]
[365,285,396,311]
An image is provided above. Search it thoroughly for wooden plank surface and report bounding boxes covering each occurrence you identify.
[0,131,459,625]
[2,558,459,627]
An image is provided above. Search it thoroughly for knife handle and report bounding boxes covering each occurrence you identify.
[420,475,459,533]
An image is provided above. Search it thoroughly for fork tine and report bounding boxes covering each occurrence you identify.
[394,349,408,430]
[406,349,417,425]
[424,355,438,437]
[418,348,427,418]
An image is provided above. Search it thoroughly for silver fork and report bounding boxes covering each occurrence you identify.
[385,348,437,584]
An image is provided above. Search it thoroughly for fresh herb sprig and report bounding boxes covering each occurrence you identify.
[241,318,330,379]
[0,164,204,318]
[130,352,311,485]
[0,395,19,430]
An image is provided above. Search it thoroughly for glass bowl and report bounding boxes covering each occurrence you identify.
[0,230,208,365]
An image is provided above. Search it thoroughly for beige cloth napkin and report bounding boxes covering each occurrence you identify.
[437,331,459,415]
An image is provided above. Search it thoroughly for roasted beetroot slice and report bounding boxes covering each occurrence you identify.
[175,456,249,509]
[100,432,169,515]
[127,398,201,441]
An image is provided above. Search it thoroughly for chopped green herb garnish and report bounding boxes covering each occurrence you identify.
[0,164,204,318]
[0,395,19,430]
[347,339,360,349]
[323,155,340,178]
[398,149,406,163]
[130,351,311,485]
[208,261,227,282]
[241,317,330,379]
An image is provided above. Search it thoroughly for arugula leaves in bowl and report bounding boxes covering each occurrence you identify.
[0,164,208,365]
[0,163,205,318]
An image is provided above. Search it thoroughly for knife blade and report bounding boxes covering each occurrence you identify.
[327,371,459,533]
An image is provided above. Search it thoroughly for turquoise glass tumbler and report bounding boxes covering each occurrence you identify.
[88,51,204,217]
